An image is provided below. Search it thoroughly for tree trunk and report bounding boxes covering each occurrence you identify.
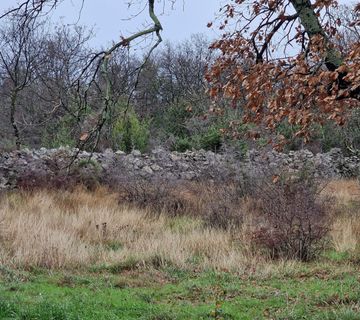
[10,90,21,150]
[290,0,343,71]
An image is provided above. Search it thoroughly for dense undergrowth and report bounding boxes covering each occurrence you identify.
[1,176,360,318]
[13,166,344,261]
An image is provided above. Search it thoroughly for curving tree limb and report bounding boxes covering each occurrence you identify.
[0,0,164,158]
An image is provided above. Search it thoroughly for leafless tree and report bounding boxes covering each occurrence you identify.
[27,24,94,147]
[0,0,164,152]
[0,16,46,149]
[333,4,360,55]
[158,34,214,106]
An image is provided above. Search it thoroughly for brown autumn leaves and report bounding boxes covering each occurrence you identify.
[206,0,360,148]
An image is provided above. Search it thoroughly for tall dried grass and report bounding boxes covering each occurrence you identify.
[1,178,360,272]
[323,179,360,207]
[323,179,360,252]
[0,187,261,272]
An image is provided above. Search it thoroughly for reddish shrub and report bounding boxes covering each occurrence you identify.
[250,171,333,261]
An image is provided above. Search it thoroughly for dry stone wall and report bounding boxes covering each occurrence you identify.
[0,147,359,190]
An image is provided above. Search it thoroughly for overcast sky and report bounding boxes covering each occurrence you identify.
[0,0,223,48]
[0,0,354,50]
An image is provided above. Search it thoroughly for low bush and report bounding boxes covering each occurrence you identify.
[116,174,249,229]
[16,159,101,191]
[16,170,74,191]
[249,171,334,261]
[170,127,223,152]
[42,115,76,149]
[171,137,192,152]
[112,110,150,153]
[198,181,247,229]
[196,126,222,152]
[118,177,194,217]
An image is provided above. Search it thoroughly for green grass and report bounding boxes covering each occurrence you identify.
[1,259,360,319]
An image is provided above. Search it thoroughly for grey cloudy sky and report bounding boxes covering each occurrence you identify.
[0,1,222,48]
[0,0,354,49]
[53,0,223,47]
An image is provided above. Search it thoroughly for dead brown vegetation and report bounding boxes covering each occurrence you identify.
[323,179,360,253]
[1,178,360,271]
[0,187,257,271]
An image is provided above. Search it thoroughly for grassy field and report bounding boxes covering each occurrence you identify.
[1,260,360,319]
[1,180,360,319]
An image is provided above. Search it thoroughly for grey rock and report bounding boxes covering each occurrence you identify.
[131,150,141,157]
[151,164,162,171]
[142,166,153,175]
[180,171,197,180]
[0,147,359,191]
[170,153,181,162]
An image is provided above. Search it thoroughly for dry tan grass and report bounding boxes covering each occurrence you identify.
[331,216,360,252]
[323,179,360,252]
[2,179,360,272]
[323,179,360,206]
[0,187,268,272]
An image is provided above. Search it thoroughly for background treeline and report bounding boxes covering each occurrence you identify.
[0,5,359,154]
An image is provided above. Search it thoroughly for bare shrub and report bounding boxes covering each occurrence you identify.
[117,176,194,217]
[249,171,334,261]
[16,170,75,191]
[195,181,246,229]
[116,174,248,229]
[16,159,101,191]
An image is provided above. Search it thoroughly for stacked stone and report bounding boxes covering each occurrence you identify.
[0,147,359,190]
